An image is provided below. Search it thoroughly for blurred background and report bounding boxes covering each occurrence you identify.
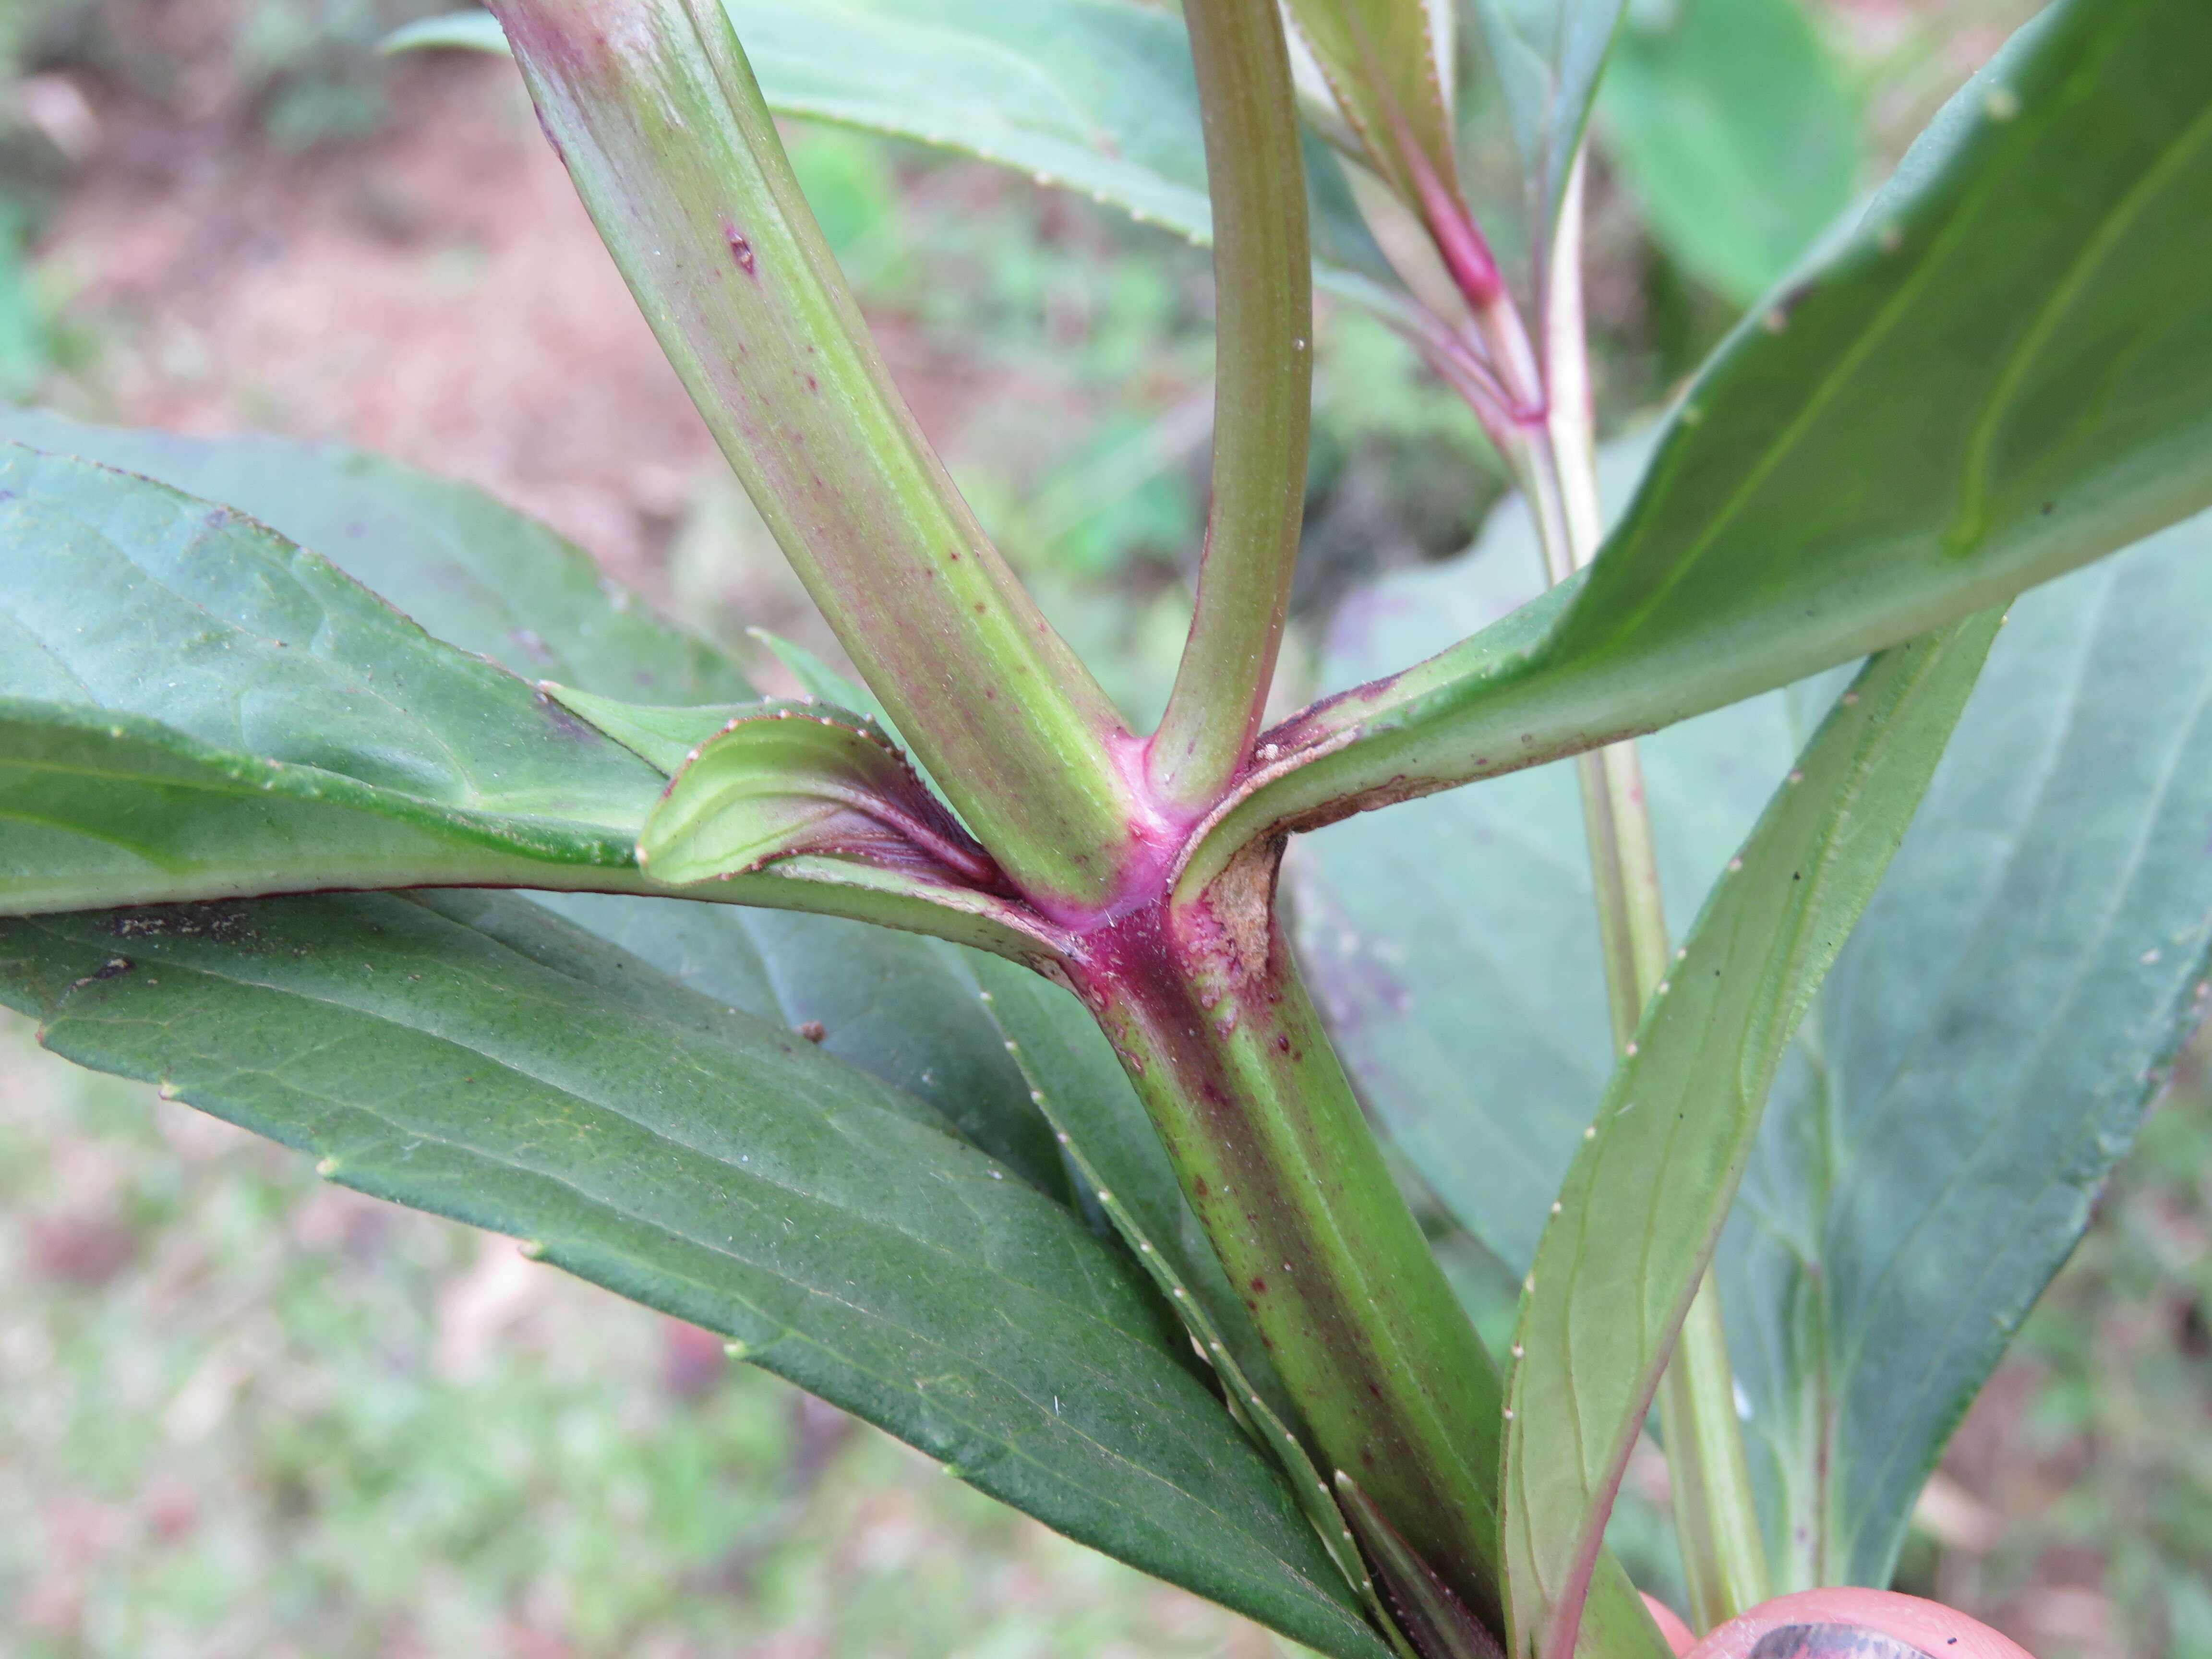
[2,0,2208,1653]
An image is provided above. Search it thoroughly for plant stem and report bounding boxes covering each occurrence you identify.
[1150,0,1314,816]
[1533,150,1770,1637]
[495,0,1141,914]
[1069,869,1665,1653]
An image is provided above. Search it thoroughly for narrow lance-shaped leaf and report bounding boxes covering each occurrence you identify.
[1500,613,2001,1659]
[1724,517,2212,1588]
[1183,0,2212,898]
[1284,0,1461,216]
[493,0,1142,911]
[0,406,750,705]
[385,0,1410,317]
[0,445,1057,960]
[1297,474,2212,1596]
[0,890,1389,1659]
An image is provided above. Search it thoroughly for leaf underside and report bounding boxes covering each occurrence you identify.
[0,892,1387,1659]
[1502,613,2000,1659]
[1301,466,2212,1595]
[0,419,1392,1655]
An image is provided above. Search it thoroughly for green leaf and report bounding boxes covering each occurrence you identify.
[389,0,1405,313]
[1284,0,1462,209]
[1191,0,2212,892]
[1723,514,2212,1589]
[0,444,666,910]
[539,685,754,777]
[1596,0,1860,303]
[1292,446,1804,1272]
[452,890,1079,1196]
[0,890,1389,1659]
[0,406,748,704]
[0,444,1052,956]
[639,702,1000,889]
[1467,0,1628,251]
[1297,486,2212,1595]
[501,0,1150,912]
[1501,614,2000,1659]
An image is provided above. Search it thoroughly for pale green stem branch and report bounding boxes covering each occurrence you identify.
[1149,0,1314,816]
[1534,148,1770,1639]
[494,0,1140,913]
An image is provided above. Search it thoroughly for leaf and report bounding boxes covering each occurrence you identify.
[1284,0,1462,209]
[538,685,754,777]
[1596,0,1860,303]
[0,406,748,704]
[388,0,1407,314]
[0,890,1390,1659]
[1501,614,2000,1659]
[0,444,666,909]
[1722,514,2212,1589]
[639,702,1001,889]
[0,444,1051,957]
[1297,484,2212,1595]
[1292,445,1805,1273]
[1467,0,1629,251]
[1190,0,2212,891]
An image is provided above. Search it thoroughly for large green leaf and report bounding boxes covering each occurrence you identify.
[0,443,1054,955]
[0,406,747,703]
[1190,0,2212,891]
[0,890,1389,1659]
[1501,614,1999,1659]
[1298,492,2212,1597]
[0,443,667,909]
[1723,519,2212,1590]
[389,0,1404,313]
[1596,0,1860,303]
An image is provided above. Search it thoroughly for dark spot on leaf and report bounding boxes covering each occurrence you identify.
[725,227,756,275]
[93,956,133,980]
[1274,1034,1291,1053]
[1250,1276,1266,1294]
[2042,502,2056,516]
[1192,1177,1208,1198]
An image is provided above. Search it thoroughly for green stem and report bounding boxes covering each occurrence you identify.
[1149,0,1314,816]
[493,0,1140,914]
[1070,873,1663,1653]
[1534,151,1769,1637]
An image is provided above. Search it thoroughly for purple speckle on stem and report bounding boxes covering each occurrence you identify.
[725,226,756,276]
